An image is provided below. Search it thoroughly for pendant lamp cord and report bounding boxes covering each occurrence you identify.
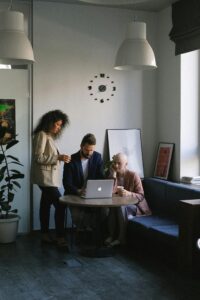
[133,15,137,22]
[8,0,13,10]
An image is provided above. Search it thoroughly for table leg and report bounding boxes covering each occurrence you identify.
[80,208,116,257]
[64,206,75,250]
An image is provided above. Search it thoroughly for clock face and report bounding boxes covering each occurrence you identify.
[88,73,116,103]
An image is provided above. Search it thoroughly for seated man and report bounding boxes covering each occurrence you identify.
[105,153,151,247]
[63,133,105,229]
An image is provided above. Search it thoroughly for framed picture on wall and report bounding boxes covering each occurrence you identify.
[0,99,16,144]
[154,142,174,180]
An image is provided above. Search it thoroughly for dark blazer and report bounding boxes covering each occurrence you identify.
[63,150,104,195]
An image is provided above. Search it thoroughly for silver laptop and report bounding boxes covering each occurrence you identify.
[82,179,114,199]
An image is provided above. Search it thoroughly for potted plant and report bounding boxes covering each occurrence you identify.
[0,131,24,243]
[104,157,114,177]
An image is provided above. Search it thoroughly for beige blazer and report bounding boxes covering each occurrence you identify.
[31,131,61,187]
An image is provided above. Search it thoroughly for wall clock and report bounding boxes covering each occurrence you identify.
[88,73,116,103]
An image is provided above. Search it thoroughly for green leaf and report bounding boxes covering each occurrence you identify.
[0,174,4,182]
[1,202,11,212]
[9,174,24,180]
[0,198,5,203]
[0,136,24,213]
[8,192,14,202]
[0,165,7,175]
[0,153,4,163]
[12,181,21,188]
[6,140,19,150]
[0,184,9,190]
[0,127,7,139]
[4,182,13,190]
[7,155,20,162]
[9,169,22,174]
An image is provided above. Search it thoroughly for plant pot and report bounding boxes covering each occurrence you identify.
[0,214,20,243]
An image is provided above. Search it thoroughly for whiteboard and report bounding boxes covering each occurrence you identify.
[107,129,144,178]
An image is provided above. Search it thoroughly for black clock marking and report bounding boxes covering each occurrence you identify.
[98,84,107,92]
[88,73,116,103]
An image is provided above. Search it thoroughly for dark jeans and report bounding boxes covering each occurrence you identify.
[39,186,65,237]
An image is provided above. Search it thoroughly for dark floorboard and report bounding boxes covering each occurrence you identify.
[0,232,200,300]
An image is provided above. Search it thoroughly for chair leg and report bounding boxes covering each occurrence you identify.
[64,206,68,230]
[71,220,75,249]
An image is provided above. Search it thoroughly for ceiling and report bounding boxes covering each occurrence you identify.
[37,0,178,12]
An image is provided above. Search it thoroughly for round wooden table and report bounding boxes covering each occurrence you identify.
[59,194,139,207]
[60,194,139,257]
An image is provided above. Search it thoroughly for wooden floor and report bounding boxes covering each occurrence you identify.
[0,232,200,300]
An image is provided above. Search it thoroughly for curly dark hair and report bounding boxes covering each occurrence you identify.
[81,133,96,146]
[33,110,69,137]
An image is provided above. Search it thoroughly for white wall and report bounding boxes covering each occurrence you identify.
[32,2,157,229]
[157,7,181,180]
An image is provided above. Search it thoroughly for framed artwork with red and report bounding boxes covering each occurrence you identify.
[0,99,16,144]
[154,143,174,180]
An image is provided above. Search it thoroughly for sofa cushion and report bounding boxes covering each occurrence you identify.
[130,215,176,228]
[148,224,179,247]
[127,215,176,237]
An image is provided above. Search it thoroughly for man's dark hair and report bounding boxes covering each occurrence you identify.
[81,133,96,146]
[33,109,69,137]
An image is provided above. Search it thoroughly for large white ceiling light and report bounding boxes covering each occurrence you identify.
[79,0,139,3]
[79,0,177,9]
[0,10,34,65]
[114,21,157,70]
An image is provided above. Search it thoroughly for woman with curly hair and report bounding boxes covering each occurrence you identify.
[31,109,71,249]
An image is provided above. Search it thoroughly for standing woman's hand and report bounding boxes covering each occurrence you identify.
[58,154,71,163]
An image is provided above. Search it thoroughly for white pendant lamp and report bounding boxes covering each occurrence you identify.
[114,21,157,70]
[79,0,136,3]
[0,10,34,65]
